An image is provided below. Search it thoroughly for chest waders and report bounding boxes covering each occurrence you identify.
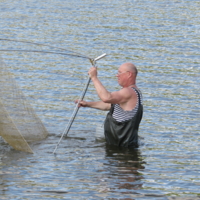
[104,88,143,147]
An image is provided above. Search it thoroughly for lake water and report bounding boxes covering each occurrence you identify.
[0,0,200,199]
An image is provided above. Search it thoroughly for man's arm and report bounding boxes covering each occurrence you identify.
[89,72,131,105]
[75,100,111,111]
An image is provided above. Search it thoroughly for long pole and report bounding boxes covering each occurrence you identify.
[53,53,106,154]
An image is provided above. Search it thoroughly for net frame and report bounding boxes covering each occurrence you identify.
[0,38,106,154]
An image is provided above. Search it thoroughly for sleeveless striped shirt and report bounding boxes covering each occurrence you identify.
[112,87,142,122]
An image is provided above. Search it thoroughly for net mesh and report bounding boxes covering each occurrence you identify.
[0,56,48,153]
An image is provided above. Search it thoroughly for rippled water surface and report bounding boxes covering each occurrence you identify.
[0,0,200,199]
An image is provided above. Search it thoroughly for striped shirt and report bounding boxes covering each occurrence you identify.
[112,88,142,122]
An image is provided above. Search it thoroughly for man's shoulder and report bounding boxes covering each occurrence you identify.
[119,87,133,94]
[118,87,137,99]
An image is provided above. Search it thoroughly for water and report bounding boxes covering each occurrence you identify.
[0,0,200,199]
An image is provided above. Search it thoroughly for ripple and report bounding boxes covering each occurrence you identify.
[0,0,200,199]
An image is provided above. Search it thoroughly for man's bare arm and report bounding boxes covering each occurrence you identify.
[89,67,132,104]
[91,76,132,104]
[75,100,111,111]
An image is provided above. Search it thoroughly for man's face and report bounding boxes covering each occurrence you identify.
[116,65,129,86]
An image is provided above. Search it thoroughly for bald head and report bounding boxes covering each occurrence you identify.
[120,62,138,76]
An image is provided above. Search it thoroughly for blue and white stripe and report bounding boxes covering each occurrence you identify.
[112,88,142,122]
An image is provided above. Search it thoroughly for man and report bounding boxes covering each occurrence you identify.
[76,62,143,147]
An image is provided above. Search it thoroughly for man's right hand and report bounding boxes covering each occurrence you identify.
[75,100,88,107]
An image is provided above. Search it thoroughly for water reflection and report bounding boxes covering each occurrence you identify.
[103,144,145,193]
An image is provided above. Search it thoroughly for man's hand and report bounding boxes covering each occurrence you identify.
[75,100,88,108]
[88,66,98,79]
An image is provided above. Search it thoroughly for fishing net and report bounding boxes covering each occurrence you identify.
[0,56,48,153]
[0,38,106,154]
